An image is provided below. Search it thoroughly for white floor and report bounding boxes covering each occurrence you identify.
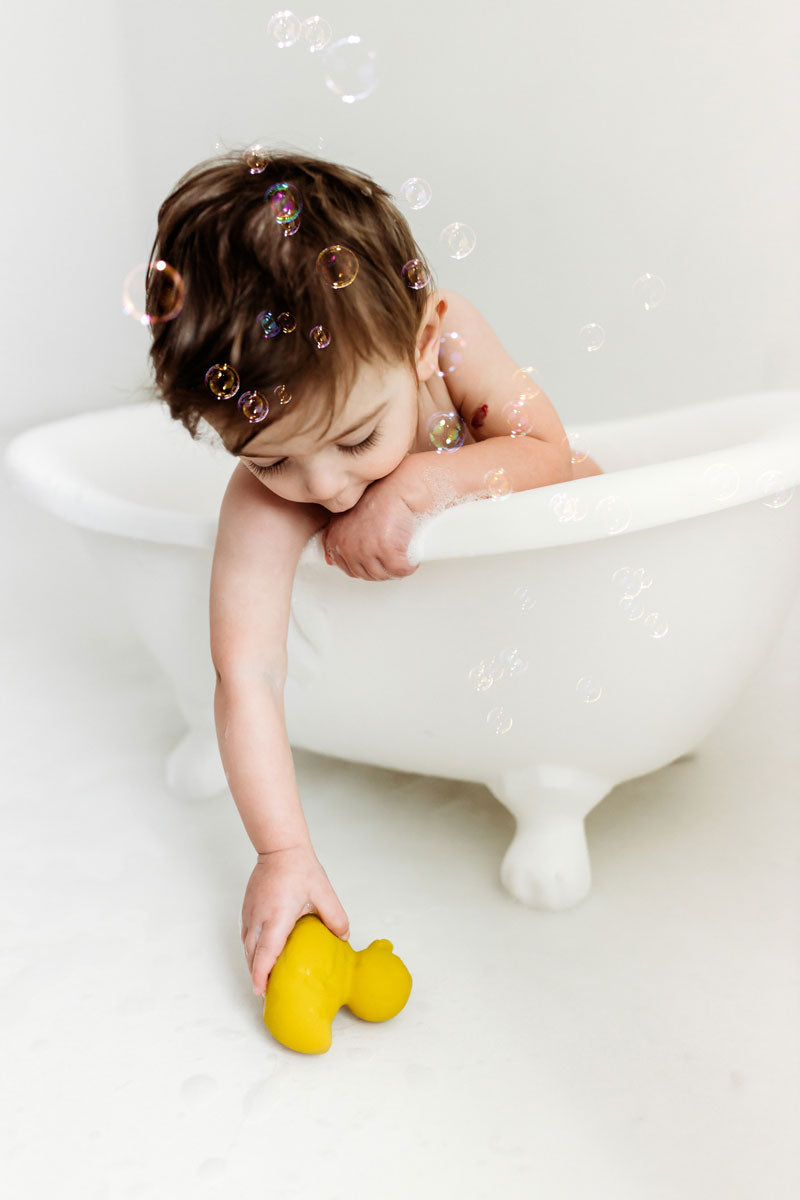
[2,432,799,1200]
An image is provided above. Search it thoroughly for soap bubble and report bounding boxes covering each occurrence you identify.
[512,365,541,401]
[632,273,666,311]
[513,585,536,612]
[268,10,301,47]
[401,177,432,210]
[123,260,185,326]
[594,494,632,534]
[273,384,292,405]
[243,144,269,174]
[401,258,430,290]
[486,707,513,735]
[238,391,270,423]
[611,566,652,599]
[703,461,740,502]
[468,663,494,692]
[323,35,378,103]
[565,430,589,465]
[502,399,535,437]
[643,612,669,638]
[258,310,281,339]
[484,468,512,499]
[316,244,359,289]
[496,646,528,677]
[205,363,240,399]
[302,15,332,52]
[265,181,303,225]
[277,311,296,333]
[437,331,466,376]
[758,468,794,508]
[576,677,603,704]
[427,411,465,453]
[310,324,332,348]
[440,223,476,259]
[580,323,605,352]
[283,216,301,236]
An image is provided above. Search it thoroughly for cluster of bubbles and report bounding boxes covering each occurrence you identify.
[427,411,466,453]
[316,244,359,289]
[267,13,379,104]
[469,646,528,693]
[701,460,794,509]
[203,362,293,424]
[545,489,633,537]
[122,259,184,327]
[611,565,669,638]
[267,11,332,51]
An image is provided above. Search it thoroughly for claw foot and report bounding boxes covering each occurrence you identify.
[499,818,591,910]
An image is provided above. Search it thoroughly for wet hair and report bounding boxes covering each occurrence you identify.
[146,149,435,454]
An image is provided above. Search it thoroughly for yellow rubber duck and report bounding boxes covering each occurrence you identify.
[263,914,413,1054]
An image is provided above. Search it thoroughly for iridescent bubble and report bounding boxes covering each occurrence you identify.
[548,491,587,523]
[268,10,301,47]
[619,595,647,621]
[437,332,466,376]
[427,411,465,453]
[205,363,240,399]
[283,216,301,237]
[243,145,269,174]
[468,663,494,692]
[310,324,332,348]
[122,260,185,327]
[632,273,666,311]
[611,566,652,600]
[576,677,603,704]
[273,384,292,405]
[513,585,536,612]
[323,35,378,103]
[265,182,303,225]
[512,366,540,401]
[486,707,513,735]
[758,468,794,509]
[502,399,535,438]
[316,244,359,289]
[401,177,432,210]
[258,310,281,339]
[484,468,512,500]
[643,612,669,638]
[302,15,332,52]
[238,391,270,423]
[594,494,632,534]
[401,258,430,290]
[497,646,528,676]
[580,323,605,352]
[565,430,589,465]
[440,223,476,260]
[277,311,296,333]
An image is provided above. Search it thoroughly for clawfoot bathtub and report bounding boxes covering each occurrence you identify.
[5,390,800,909]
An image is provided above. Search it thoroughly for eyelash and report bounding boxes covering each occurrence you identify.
[247,430,380,478]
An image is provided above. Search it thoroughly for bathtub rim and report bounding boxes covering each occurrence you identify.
[3,389,800,563]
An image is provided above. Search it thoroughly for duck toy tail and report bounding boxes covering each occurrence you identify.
[262,915,413,1054]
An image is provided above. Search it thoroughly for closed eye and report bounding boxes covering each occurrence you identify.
[244,429,380,478]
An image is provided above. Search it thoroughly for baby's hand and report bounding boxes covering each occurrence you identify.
[241,844,350,997]
[322,475,419,581]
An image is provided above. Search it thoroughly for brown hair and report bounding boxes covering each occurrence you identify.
[146,149,434,454]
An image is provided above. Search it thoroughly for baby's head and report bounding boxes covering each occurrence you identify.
[148,149,445,510]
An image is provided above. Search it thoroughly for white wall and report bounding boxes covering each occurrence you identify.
[2,0,798,432]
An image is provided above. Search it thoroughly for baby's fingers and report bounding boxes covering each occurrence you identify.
[249,923,292,996]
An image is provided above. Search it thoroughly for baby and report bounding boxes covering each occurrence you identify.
[147,149,602,998]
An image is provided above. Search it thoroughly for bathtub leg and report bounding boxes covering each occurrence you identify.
[489,765,613,911]
[166,726,228,801]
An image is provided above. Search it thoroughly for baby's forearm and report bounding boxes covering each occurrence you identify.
[214,674,310,854]
[399,436,572,514]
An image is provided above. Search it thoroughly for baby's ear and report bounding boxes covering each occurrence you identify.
[415,293,448,380]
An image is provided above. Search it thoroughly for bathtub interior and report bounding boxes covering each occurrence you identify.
[6,389,800,526]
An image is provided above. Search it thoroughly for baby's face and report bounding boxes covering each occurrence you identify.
[229,358,421,512]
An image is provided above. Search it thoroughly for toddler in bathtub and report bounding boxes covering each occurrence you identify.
[147,149,602,997]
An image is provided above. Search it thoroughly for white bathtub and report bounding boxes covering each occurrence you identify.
[5,391,800,910]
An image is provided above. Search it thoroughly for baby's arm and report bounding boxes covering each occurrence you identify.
[210,464,349,994]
